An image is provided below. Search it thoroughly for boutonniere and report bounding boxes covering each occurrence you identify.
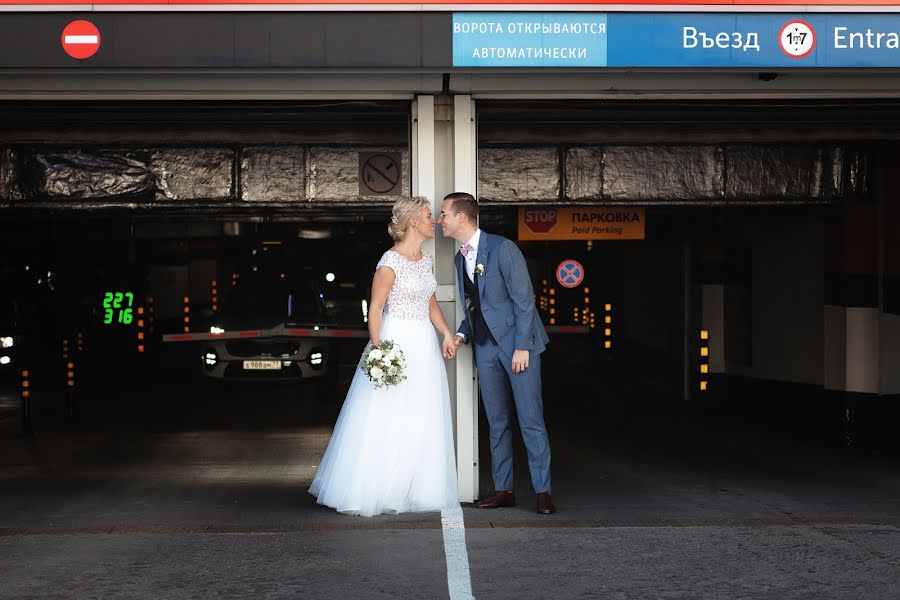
[474,263,485,277]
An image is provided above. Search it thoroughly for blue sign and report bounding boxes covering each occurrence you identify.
[453,13,900,68]
[453,13,608,67]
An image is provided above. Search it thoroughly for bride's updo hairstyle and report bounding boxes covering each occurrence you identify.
[388,196,429,242]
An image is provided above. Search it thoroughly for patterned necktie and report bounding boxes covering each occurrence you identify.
[460,243,474,257]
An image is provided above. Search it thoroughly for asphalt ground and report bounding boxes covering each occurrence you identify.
[1,338,898,599]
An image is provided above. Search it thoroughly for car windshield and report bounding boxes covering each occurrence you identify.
[222,277,321,321]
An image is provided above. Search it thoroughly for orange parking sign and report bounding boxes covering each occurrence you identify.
[518,207,645,241]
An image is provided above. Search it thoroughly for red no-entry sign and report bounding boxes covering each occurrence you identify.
[61,20,101,60]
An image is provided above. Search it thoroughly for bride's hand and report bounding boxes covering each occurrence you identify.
[442,333,456,359]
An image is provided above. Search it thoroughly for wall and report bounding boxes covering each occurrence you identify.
[621,240,683,360]
[747,219,825,386]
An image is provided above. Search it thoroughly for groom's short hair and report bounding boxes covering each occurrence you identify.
[444,192,479,223]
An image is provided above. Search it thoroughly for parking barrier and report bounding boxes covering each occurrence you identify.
[162,325,369,343]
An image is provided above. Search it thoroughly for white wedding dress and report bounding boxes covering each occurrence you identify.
[309,250,458,517]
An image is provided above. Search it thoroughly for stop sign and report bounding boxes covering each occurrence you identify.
[61,20,101,60]
[523,209,558,234]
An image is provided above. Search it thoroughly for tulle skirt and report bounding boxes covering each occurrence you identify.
[308,316,458,517]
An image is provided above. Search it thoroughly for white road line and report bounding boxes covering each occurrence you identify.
[441,505,475,600]
[64,35,98,44]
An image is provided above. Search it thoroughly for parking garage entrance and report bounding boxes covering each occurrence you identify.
[0,101,412,430]
[2,98,899,505]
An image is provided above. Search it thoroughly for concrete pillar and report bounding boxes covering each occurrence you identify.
[824,197,879,445]
[452,95,479,502]
[695,238,725,401]
[413,94,479,502]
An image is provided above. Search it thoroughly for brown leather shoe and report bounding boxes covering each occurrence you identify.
[476,490,516,509]
[536,492,556,515]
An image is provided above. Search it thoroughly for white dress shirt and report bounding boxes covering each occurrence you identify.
[462,228,482,283]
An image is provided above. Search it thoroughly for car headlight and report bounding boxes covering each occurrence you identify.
[0,356,11,365]
[204,351,218,366]
[310,350,324,366]
[0,336,12,349]
[209,326,225,335]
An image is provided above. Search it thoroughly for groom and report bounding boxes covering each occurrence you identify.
[439,192,555,515]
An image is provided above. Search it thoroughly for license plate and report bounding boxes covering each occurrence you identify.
[243,360,282,370]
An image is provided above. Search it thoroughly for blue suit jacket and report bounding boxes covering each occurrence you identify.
[456,232,549,356]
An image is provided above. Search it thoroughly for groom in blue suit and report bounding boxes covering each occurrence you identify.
[439,192,555,515]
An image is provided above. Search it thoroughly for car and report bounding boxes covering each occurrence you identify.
[200,271,335,383]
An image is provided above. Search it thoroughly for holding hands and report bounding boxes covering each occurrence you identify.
[442,333,463,359]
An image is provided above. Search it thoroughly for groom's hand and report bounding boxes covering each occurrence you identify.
[512,349,530,374]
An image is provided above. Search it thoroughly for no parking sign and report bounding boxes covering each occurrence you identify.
[556,260,584,289]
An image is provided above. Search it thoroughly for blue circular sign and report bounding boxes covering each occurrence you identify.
[556,260,584,289]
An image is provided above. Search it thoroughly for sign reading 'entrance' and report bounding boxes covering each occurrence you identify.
[518,207,645,241]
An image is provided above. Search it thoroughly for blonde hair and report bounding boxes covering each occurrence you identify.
[388,196,429,242]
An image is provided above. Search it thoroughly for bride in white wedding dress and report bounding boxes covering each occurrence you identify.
[309,196,459,517]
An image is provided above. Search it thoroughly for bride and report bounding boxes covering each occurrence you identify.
[309,196,459,517]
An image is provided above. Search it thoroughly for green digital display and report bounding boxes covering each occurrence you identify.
[102,291,134,325]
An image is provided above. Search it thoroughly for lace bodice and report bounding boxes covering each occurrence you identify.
[376,250,436,322]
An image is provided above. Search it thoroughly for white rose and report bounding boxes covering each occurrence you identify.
[382,358,391,368]
[388,366,399,376]
[369,349,384,361]
[370,366,384,379]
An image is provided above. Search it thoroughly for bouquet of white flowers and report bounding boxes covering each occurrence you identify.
[359,339,407,389]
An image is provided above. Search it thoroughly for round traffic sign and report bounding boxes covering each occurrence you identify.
[556,259,584,289]
[778,20,815,59]
[61,20,101,60]
[361,153,401,194]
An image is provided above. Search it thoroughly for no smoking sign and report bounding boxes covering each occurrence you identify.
[61,20,101,60]
[359,152,402,196]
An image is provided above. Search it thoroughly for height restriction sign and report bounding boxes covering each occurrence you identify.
[61,20,101,60]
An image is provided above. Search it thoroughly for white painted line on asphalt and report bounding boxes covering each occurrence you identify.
[441,505,475,600]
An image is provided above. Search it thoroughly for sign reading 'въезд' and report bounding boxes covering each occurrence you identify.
[454,13,900,68]
[518,208,645,241]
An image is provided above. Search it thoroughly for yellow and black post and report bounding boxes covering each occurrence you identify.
[699,329,709,393]
[183,296,191,333]
[137,306,146,354]
[147,296,156,335]
[66,360,76,418]
[603,303,613,351]
[19,368,32,436]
